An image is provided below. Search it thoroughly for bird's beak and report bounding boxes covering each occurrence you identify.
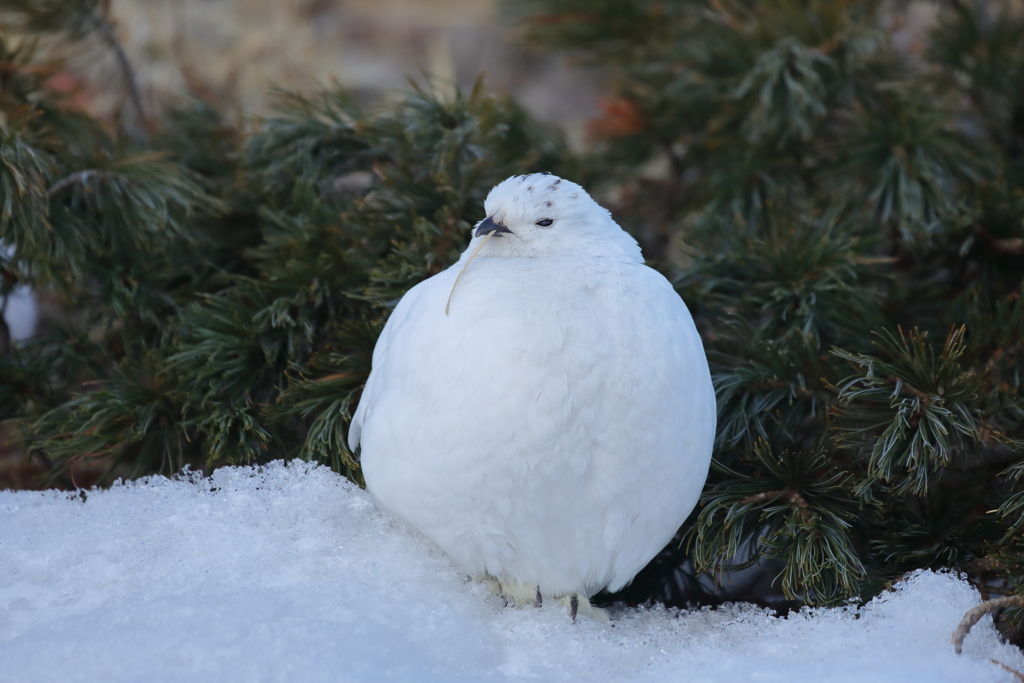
[474,216,512,237]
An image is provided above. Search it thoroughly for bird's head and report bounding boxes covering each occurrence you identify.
[466,173,642,261]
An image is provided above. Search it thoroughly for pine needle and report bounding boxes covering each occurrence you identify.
[445,229,496,317]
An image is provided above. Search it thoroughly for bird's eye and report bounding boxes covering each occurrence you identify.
[536,218,554,228]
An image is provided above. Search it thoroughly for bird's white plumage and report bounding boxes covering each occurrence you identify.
[350,174,715,603]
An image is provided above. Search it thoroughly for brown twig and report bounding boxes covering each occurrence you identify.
[89,11,148,133]
[0,62,54,76]
[989,658,1024,683]
[989,237,1024,256]
[887,375,931,403]
[747,378,815,396]
[742,489,813,522]
[976,226,1024,257]
[312,372,358,383]
[951,595,1024,654]
[47,170,104,198]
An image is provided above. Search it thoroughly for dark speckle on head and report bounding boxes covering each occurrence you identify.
[476,172,644,261]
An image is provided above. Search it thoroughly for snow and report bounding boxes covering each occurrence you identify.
[2,241,38,342]
[1,460,1021,683]
[2,284,37,341]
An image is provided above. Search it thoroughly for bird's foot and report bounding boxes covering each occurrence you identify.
[480,577,609,621]
[556,593,610,622]
[481,577,543,607]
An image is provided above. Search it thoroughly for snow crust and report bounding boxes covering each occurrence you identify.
[1,460,1021,682]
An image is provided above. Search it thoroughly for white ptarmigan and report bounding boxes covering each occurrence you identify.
[349,173,715,619]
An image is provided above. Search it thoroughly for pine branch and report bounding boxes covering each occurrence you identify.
[832,327,987,495]
[693,440,864,603]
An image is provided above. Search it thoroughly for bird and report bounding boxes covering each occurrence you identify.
[348,173,715,620]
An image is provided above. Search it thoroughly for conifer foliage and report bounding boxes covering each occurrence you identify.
[2,0,1024,634]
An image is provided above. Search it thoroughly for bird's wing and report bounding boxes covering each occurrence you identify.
[348,283,430,452]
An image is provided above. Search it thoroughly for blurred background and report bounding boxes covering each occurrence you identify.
[66,0,605,147]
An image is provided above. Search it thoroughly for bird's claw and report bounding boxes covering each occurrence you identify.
[555,593,610,622]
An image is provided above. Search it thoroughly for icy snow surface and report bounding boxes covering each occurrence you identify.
[2,461,1021,683]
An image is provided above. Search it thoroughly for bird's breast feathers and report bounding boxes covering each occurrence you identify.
[352,253,714,595]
